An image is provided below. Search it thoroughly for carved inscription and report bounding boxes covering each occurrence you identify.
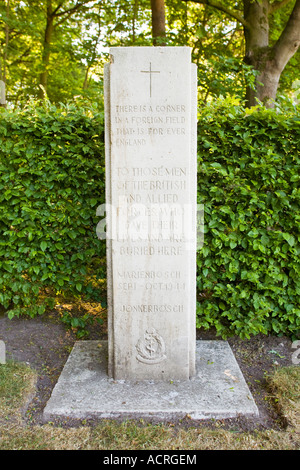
[114,104,187,146]
[121,305,184,313]
[117,269,185,291]
[112,101,190,300]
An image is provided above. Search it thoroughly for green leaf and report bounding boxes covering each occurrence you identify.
[282,233,295,246]
[38,305,46,315]
[90,198,98,207]
[40,241,48,252]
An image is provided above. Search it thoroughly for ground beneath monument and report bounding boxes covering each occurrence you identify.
[0,312,296,432]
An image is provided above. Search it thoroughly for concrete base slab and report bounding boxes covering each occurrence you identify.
[43,340,259,421]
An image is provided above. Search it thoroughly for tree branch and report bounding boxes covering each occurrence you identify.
[9,47,32,67]
[54,0,92,18]
[181,0,250,28]
[269,0,292,14]
[52,2,65,16]
[54,0,93,28]
[272,0,300,71]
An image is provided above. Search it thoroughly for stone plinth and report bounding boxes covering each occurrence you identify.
[43,340,259,421]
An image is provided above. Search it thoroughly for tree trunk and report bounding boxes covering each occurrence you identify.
[182,0,300,107]
[244,0,300,107]
[243,0,273,106]
[38,0,54,98]
[0,0,9,107]
[151,0,166,45]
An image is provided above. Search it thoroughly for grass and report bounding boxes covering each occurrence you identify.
[0,361,299,450]
[267,366,300,430]
[0,361,37,425]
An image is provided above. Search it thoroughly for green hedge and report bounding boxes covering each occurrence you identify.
[197,103,300,339]
[0,102,106,317]
[0,101,299,338]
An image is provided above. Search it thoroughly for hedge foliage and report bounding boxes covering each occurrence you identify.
[197,101,300,338]
[0,100,299,338]
[0,102,106,318]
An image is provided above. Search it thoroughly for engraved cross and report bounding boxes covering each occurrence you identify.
[140,62,160,98]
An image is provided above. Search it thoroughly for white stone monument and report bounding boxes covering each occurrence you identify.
[43,47,259,421]
[0,340,5,364]
[0,80,6,107]
[104,47,197,381]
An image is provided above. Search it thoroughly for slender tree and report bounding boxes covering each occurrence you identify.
[150,0,166,45]
[0,0,10,91]
[38,0,93,98]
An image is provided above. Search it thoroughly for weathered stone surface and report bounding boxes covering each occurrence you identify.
[43,340,259,421]
[104,47,197,381]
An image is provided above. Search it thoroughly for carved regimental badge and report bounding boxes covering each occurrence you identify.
[136,328,166,364]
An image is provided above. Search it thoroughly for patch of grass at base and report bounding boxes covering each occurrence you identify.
[0,362,299,450]
[0,361,37,424]
[267,366,300,429]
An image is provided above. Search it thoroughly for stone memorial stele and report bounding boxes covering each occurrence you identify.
[104,46,197,381]
[43,47,259,421]
[0,80,6,106]
[0,340,5,364]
